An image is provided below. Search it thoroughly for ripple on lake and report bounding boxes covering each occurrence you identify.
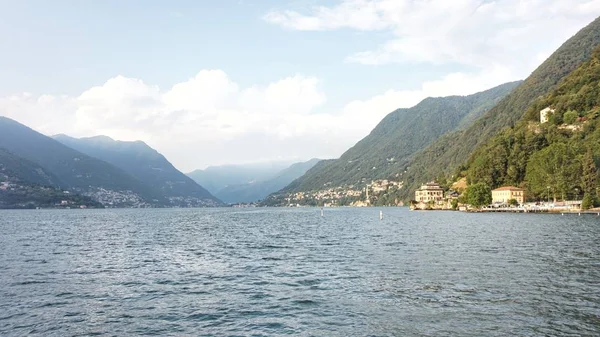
[0,208,599,336]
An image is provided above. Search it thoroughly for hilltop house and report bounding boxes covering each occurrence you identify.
[540,107,555,123]
[445,189,460,199]
[415,181,444,203]
[492,186,525,204]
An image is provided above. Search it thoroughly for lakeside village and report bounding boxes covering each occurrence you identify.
[270,106,600,214]
[410,181,600,213]
[0,181,141,209]
[4,104,597,212]
[270,179,405,208]
[272,178,599,214]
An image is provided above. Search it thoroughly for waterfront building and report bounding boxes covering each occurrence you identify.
[415,181,444,203]
[492,186,525,204]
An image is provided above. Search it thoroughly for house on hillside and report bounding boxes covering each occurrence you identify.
[492,186,525,204]
[540,107,555,123]
[445,189,460,199]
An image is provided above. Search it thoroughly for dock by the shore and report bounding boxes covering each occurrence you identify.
[478,207,600,215]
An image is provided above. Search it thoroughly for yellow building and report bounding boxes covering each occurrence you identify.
[415,182,444,203]
[492,186,525,204]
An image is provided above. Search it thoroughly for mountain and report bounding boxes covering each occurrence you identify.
[0,148,63,187]
[0,137,118,208]
[53,134,221,207]
[463,44,600,207]
[187,161,294,196]
[214,159,321,203]
[0,116,170,207]
[278,81,520,194]
[396,16,600,200]
[0,150,101,209]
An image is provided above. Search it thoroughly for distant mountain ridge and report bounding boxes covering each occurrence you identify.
[187,161,296,195]
[53,134,221,207]
[0,116,167,207]
[278,81,521,194]
[213,159,321,203]
[0,116,221,207]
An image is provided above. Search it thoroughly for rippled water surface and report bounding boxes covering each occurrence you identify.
[1,208,599,336]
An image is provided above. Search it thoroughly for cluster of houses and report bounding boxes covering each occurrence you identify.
[370,179,403,193]
[283,179,403,207]
[408,106,590,211]
[86,187,149,208]
[412,180,587,212]
[412,181,526,210]
[407,106,589,211]
[284,186,364,207]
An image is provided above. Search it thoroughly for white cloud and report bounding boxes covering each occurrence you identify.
[75,76,164,135]
[4,0,599,170]
[0,67,515,171]
[163,70,238,112]
[240,76,326,116]
[0,71,332,170]
[264,0,600,71]
[263,0,391,31]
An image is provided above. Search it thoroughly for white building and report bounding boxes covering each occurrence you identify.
[540,107,555,123]
[415,182,444,203]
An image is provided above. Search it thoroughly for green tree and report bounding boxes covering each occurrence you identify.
[549,111,563,125]
[525,143,581,200]
[582,193,594,210]
[451,199,459,210]
[581,148,598,196]
[508,199,519,206]
[464,182,492,208]
[563,110,579,124]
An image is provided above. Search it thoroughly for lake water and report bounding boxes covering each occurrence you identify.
[0,207,599,336]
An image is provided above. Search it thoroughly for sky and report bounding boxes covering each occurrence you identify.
[1,0,600,172]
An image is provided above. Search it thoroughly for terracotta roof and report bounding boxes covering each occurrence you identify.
[492,186,524,191]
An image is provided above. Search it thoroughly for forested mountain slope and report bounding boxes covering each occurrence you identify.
[0,138,112,209]
[0,148,63,188]
[464,45,600,207]
[0,150,102,208]
[0,116,165,206]
[282,81,520,192]
[398,16,600,200]
[54,134,221,206]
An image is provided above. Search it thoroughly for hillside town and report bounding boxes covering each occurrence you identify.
[0,179,101,209]
[84,187,151,208]
[264,179,405,207]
